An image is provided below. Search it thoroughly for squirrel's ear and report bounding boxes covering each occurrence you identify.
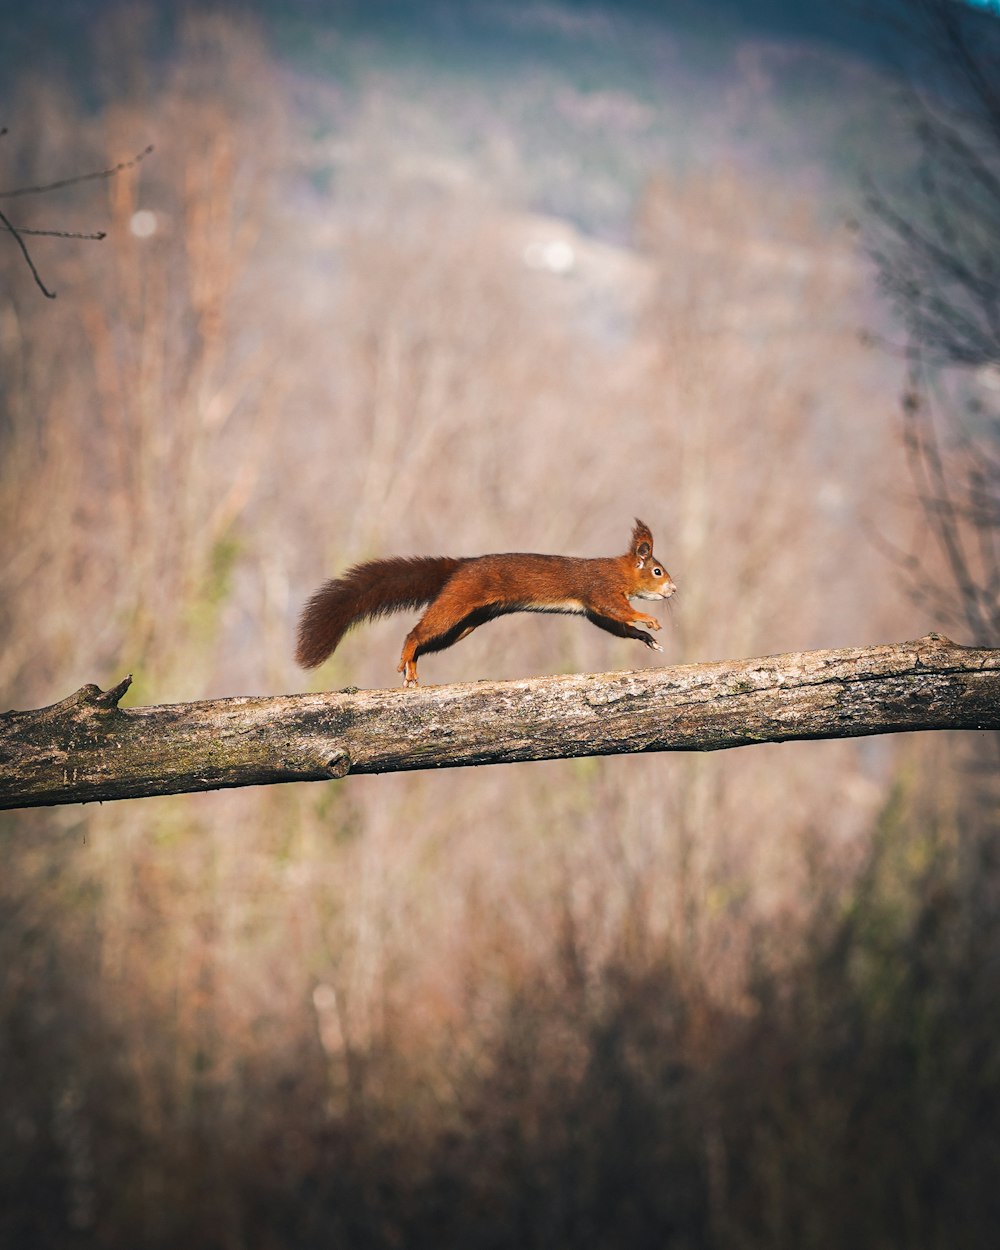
[631,518,653,564]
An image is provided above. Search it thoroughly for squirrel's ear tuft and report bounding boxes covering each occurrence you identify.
[631,518,654,562]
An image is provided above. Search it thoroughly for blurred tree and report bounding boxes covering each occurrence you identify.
[865,0,1000,645]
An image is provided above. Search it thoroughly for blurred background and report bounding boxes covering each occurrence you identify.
[2,1,999,1246]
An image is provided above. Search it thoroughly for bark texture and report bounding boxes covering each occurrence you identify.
[1,634,997,811]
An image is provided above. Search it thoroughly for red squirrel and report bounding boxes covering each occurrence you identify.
[296,519,676,686]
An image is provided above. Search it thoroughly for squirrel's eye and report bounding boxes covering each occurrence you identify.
[652,566,663,577]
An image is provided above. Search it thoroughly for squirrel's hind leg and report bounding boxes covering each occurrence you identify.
[398,667,419,687]
[398,592,490,685]
[397,647,420,687]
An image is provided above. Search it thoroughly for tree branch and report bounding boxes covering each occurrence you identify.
[1,635,997,812]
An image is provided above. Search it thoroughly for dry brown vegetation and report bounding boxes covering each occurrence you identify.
[2,13,998,1249]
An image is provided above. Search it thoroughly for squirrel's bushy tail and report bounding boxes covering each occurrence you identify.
[295,556,463,669]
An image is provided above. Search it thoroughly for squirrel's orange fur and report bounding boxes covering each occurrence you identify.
[296,520,676,686]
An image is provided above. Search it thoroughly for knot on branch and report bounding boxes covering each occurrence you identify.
[2,675,133,727]
[323,750,351,779]
[67,674,133,712]
[37,675,134,723]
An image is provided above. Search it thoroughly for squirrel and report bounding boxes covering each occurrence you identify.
[295,519,676,686]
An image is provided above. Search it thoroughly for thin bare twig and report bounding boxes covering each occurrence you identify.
[0,202,55,297]
[0,140,153,297]
[0,143,154,200]
[0,225,106,239]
